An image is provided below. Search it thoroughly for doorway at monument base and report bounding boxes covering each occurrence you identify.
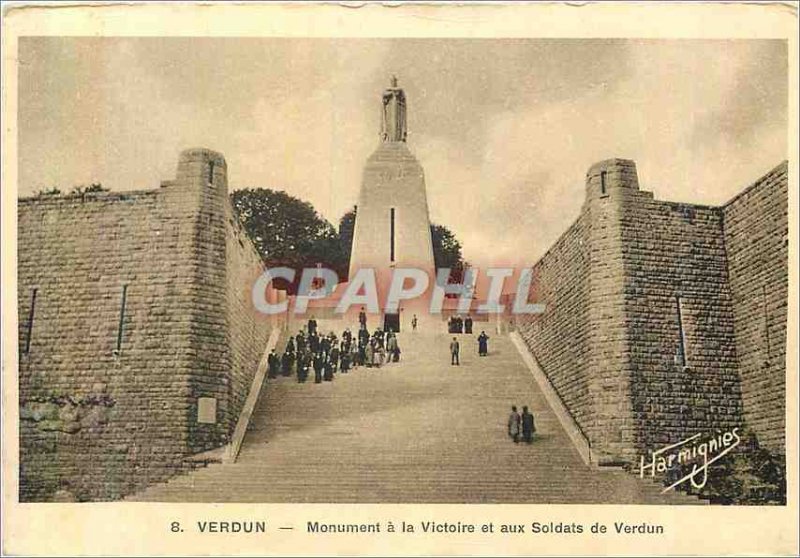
[383,313,401,332]
[289,286,446,333]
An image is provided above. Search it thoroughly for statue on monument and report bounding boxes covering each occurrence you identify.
[381,75,407,142]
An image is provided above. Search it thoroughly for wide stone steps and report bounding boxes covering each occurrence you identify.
[129,330,701,504]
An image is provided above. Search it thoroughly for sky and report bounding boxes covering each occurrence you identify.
[18,38,788,266]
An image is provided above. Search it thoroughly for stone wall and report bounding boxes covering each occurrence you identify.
[172,149,232,456]
[516,159,787,463]
[722,162,789,454]
[17,148,273,501]
[516,215,594,448]
[620,192,741,454]
[581,160,639,461]
[225,204,272,435]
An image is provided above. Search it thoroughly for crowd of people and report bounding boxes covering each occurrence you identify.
[267,315,402,384]
[447,314,473,334]
[267,312,539,447]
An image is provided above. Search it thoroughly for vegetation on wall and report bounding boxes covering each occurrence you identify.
[662,428,786,505]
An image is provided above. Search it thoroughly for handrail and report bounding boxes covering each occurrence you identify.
[531,349,593,454]
[224,328,281,464]
[509,331,595,466]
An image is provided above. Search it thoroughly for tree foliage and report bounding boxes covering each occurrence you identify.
[70,182,109,196]
[231,188,347,293]
[35,187,61,197]
[657,428,786,505]
[35,183,108,197]
[231,189,468,293]
[338,206,357,271]
[430,223,467,282]
[75,183,108,194]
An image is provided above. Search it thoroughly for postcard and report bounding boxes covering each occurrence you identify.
[2,2,798,556]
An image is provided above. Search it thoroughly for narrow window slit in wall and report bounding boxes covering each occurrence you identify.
[115,285,128,354]
[679,205,696,224]
[390,207,396,264]
[600,171,608,195]
[208,160,215,184]
[24,288,37,354]
[675,294,688,368]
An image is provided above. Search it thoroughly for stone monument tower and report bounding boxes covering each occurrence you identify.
[348,77,436,329]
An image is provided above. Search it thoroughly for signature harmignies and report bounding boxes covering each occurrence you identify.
[639,428,741,493]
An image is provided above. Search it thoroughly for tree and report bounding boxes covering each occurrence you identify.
[230,188,348,293]
[430,223,467,282]
[338,206,357,274]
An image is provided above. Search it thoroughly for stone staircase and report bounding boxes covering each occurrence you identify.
[129,331,701,504]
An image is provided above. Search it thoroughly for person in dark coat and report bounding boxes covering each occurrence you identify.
[297,351,311,383]
[477,331,490,356]
[313,352,324,383]
[450,337,460,365]
[323,355,334,381]
[330,345,340,373]
[357,341,367,367]
[340,341,350,373]
[464,315,473,334]
[358,308,367,328]
[285,337,295,355]
[308,316,318,336]
[321,334,331,357]
[508,406,521,443]
[358,325,370,346]
[309,332,320,353]
[267,349,280,379]
[281,351,294,377]
[521,406,536,443]
[295,330,306,353]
